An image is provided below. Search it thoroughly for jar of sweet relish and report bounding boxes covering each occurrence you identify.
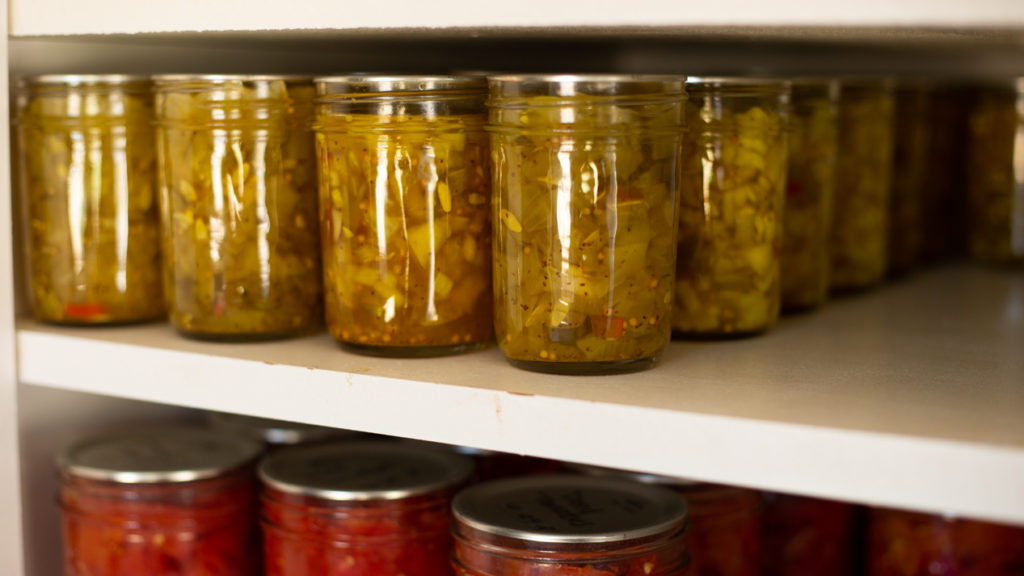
[760,492,859,576]
[868,507,1024,575]
[260,440,473,576]
[966,79,1024,266]
[155,75,323,340]
[58,426,262,576]
[888,83,931,276]
[16,75,165,325]
[831,80,896,291]
[489,74,686,374]
[675,78,789,336]
[452,474,690,576]
[314,76,492,357]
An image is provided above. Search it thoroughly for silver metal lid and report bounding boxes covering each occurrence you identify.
[452,474,687,544]
[564,463,700,487]
[488,74,685,97]
[315,75,486,96]
[205,411,359,446]
[58,426,262,484]
[21,74,150,87]
[259,440,474,501]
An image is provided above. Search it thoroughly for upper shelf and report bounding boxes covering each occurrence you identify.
[15,265,1024,526]
[9,0,1024,37]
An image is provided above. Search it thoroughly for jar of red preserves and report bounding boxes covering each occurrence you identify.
[58,425,262,576]
[868,507,1024,575]
[760,492,860,576]
[259,440,473,576]
[452,474,690,576]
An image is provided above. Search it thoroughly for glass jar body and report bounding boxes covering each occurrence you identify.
[888,86,931,275]
[678,483,762,576]
[831,82,896,290]
[675,81,788,335]
[966,83,1024,266]
[156,76,323,340]
[867,508,1024,576]
[17,77,165,325]
[760,493,859,576]
[261,488,456,576]
[316,103,492,356]
[60,470,257,576]
[781,81,838,311]
[490,76,685,374]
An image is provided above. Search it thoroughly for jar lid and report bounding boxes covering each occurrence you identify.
[205,411,360,446]
[564,463,700,487]
[259,440,474,500]
[315,75,486,96]
[21,74,150,88]
[488,74,685,97]
[57,426,262,484]
[452,474,688,544]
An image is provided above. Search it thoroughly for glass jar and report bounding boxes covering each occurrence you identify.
[155,75,323,340]
[260,440,473,576]
[889,83,931,276]
[452,474,690,576]
[966,79,1024,266]
[921,85,970,264]
[781,79,839,311]
[831,80,896,291]
[760,492,859,576]
[205,411,363,449]
[675,78,789,336]
[566,465,761,576]
[489,74,685,374]
[15,75,164,324]
[314,76,492,357]
[868,508,1024,575]
[58,426,262,576]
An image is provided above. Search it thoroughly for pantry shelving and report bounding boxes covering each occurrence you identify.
[4,2,1024,575]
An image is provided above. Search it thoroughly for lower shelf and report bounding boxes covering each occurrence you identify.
[16,264,1024,525]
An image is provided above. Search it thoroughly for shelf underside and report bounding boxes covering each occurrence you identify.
[16,265,1024,525]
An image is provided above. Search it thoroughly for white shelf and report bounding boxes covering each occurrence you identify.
[9,0,1024,37]
[16,265,1024,526]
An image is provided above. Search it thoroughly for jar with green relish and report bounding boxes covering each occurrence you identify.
[675,78,789,336]
[314,76,492,356]
[831,80,896,290]
[155,75,322,340]
[966,79,1024,266]
[889,82,931,276]
[489,74,686,374]
[781,79,839,311]
[16,75,164,325]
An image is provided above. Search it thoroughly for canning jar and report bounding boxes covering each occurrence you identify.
[675,78,789,336]
[889,83,931,276]
[966,79,1024,266]
[760,492,859,576]
[58,426,262,576]
[490,74,685,374]
[922,85,970,264]
[831,80,896,290]
[260,440,473,576]
[868,508,1024,575]
[16,75,164,324]
[155,75,322,340]
[314,76,492,356]
[781,79,839,311]
[452,474,690,576]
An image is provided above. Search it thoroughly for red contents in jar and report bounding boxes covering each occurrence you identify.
[868,508,1024,575]
[262,489,455,576]
[679,483,761,576]
[61,470,257,576]
[760,493,858,576]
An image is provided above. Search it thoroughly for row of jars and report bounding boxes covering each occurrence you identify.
[15,73,1019,374]
[57,420,1024,576]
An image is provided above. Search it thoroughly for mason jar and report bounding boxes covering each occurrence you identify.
[260,440,473,576]
[831,80,896,290]
[676,78,789,335]
[155,75,322,340]
[889,82,931,276]
[966,79,1024,266]
[489,74,686,374]
[16,75,164,325]
[314,76,492,356]
[452,474,690,576]
[58,426,262,576]
[760,492,859,576]
[781,79,839,311]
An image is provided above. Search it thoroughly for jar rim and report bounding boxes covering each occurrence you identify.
[153,74,308,84]
[452,474,688,544]
[316,75,487,95]
[57,425,262,484]
[21,74,151,87]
